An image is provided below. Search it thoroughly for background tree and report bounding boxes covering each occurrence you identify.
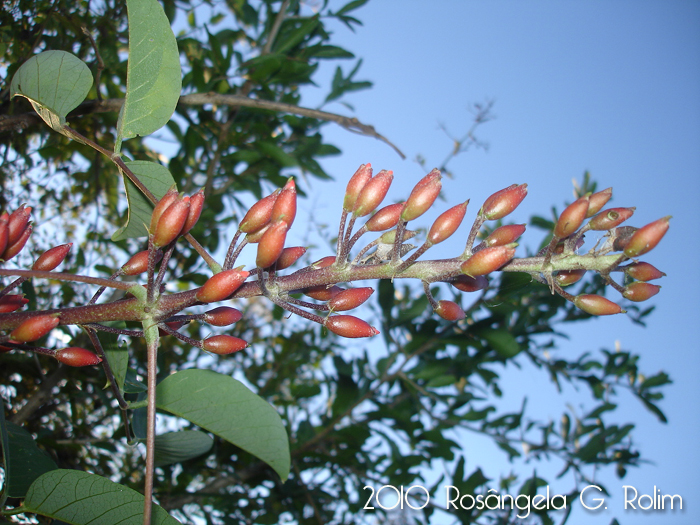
[0,1,675,524]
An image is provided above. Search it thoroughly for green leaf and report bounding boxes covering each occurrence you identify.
[23,470,180,524]
[10,51,93,133]
[156,369,290,481]
[154,430,214,467]
[100,322,128,395]
[336,0,370,16]
[115,0,182,149]
[112,160,176,241]
[3,422,58,498]
[478,328,521,358]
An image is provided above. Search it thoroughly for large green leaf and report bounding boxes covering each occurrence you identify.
[100,322,129,395]
[23,470,180,524]
[10,50,93,133]
[115,0,181,149]
[112,160,176,241]
[3,422,58,498]
[156,369,290,480]
[154,430,214,467]
[478,328,521,358]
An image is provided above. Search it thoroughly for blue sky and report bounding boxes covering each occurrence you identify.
[292,1,700,524]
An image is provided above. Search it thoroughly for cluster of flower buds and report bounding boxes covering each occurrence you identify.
[150,188,204,248]
[0,204,33,261]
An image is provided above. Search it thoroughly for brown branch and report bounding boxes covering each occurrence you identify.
[1,94,405,159]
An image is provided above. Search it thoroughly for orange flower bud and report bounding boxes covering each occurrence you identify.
[7,204,32,245]
[328,287,374,311]
[10,314,60,343]
[202,335,248,354]
[365,202,404,232]
[325,315,379,338]
[311,256,336,269]
[196,269,249,303]
[460,244,517,277]
[0,213,9,256]
[33,243,72,271]
[153,196,190,248]
[121,250,163,276]
[401,169,442,222]
[624,262,665,282]
[622,282,661,302]
[181,189,205,235]
[574,294,625,315]
[554,195,590,238]
[588,207,635,231]
[0,294,29,313]
[3,224,32,261]
[55,347,102,367]
[435,300,465,321]
[586,187,613,217]
[271,178,297,227]
[427,200,468,245]
[149,188,179,232]
[449,274,489,293]
[353,170,394,217]
[239,189,280,234]
[484,224,526,247]
[203,306,243,326]
[555,269,587,286]
[256,220,288,268]
[480,184,528,220]
[344,163,373,212]
[623,216,671,258]
[275,246,307,270]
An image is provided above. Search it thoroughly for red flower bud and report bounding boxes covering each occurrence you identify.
[33,243,72,271]
[196,268,249,303]
[3,224,32,261]
[239,189,280,234]
[203,306,243,326]
[344,163,373,212]
[0,294,29,313]
[328,287,374,311]
[480,184,528,220]
[7,204,32,245]
[121,250,163,276]
[149,188,179,232]
[574,294,625,315]
[0,213,9,256]
[55,347,102,367]
[586,187,613,217]
[435,300,465,321]
[181,189,205,235]
[245,224,270,243]
[256,220,288,268]
[10,314,60,343]
[275,246,307,270]
[624,262,665,282]
[202,335,248,354]
[304,285,343,301]
[427,200,468,245]
[311,255,336,269]
[484,224,526,247]
[623,216,671,258]
[460,244,517,277]
[554,195,590,238]
[401,169,442,222]
[449,274,489,293]
[623,282,661,302]
[588,207,635,231]
[555,269,587,286]
[153,196,190,248]
[353,170,394,217]
[270,178,297,227]
[365,202,405,232]
[324,315,379,338]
